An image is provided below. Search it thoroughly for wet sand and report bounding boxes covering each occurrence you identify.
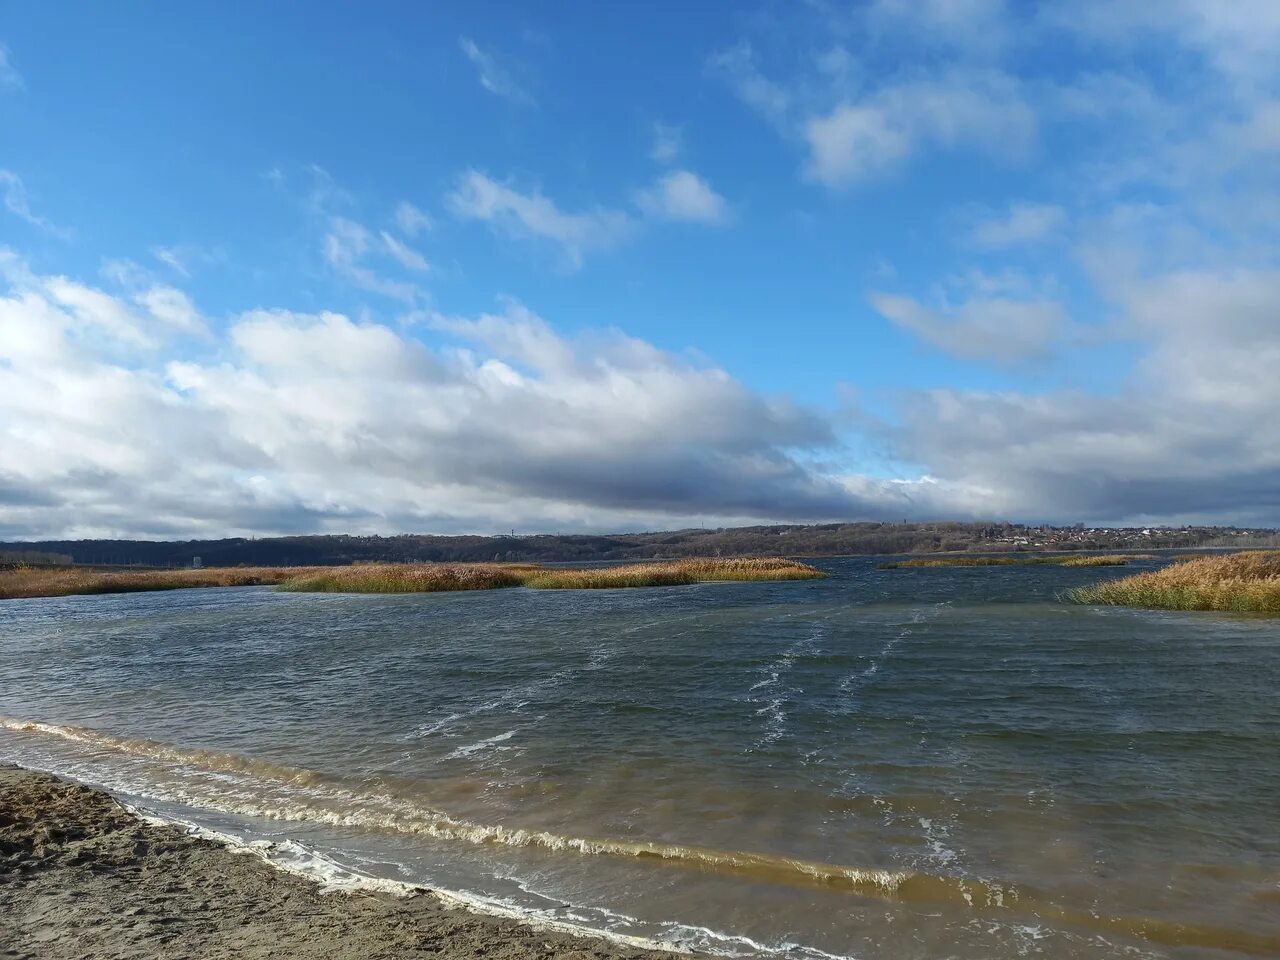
[0,766,681,960]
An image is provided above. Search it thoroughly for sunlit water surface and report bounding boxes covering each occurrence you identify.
[2,557,1277,959]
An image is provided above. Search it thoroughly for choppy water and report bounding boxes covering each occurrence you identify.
[2,557,1278,959]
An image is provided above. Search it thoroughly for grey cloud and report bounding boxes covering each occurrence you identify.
[0,263,914,538]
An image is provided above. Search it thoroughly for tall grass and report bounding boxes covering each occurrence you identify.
[879,554,1152,569]
[1057,554,1157,567]
[1070,551,1280,613]
[276,563,537,594]
[2,558,825,599]
[0,566,317,600]
[521,557,825,589]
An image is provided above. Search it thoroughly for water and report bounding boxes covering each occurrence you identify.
[2,557,1278,958]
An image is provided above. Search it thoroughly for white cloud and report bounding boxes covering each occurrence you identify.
[323,217,422,302]
[381,231,429,272]
[151,244,225,278]
[5,238,1280,534]
[970,202,1066,246]
[447,170,634,268]
[0,170,71,238]
[1,255,912,538]
[1052,2,1280,93]
[804,74,1035,187]
[876,260,1280,524]
[709,43,792,129]
[430,301,574,374]
[650,123,682,164]
[393,201,432,236]
[872,292,1067,364]
[459,37,534,105]
[0,43,20,90]
[135,286,207,336]
[637,170,730,224]
[0,250,207,352]
[866,0,1013,54]
[153,247,190,277]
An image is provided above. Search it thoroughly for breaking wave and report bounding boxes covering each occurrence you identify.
[5,715,1279,957]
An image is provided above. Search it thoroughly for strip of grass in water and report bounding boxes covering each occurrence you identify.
[521,557,825,589]
[879,554,1153,569]
[276,563,538,594]
[3,558,825,599]
[1070,551,1280,614]
[0,565,319,600]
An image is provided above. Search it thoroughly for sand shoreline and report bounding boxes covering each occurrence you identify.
[0,765,684,960]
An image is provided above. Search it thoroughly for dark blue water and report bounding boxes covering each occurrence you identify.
[2,557,1277,958]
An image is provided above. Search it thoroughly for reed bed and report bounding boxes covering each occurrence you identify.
[520,557,825,590]
[1057,554,1157,567]
[879,554,1153,569]
[276,563,537,594]
[1070,551,1280,613]
[2,558,824,599]
[0,566,316,600]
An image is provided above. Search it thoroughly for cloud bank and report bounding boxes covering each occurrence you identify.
[0,252,944,538]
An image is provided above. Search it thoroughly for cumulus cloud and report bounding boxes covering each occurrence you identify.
[803,73,1035,187]
[637,170,730,224]
[712,27,1035,189]
[1052,2,1280,93]
[4,240,1280,534]
[0,253,936,538]
[872,292,1067,364]
[447,170,634,268]
[459,37,534,106]
[882,263,1280,524]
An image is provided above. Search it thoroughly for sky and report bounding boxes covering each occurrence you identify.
[2,1,1279,539]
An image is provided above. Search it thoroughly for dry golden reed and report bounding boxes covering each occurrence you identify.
[2,558,825,600]
[520,557,825,589]
[0,566,319,601]
[1070,551,1280,613]
[276,563,536,594]
[879,554,1152,569]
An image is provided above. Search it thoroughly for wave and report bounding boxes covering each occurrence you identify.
[4,715,1278,956]
[0,715,984,902]
[445,729,519,759]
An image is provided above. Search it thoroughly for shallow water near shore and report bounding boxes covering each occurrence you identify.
[2,556,1278,959]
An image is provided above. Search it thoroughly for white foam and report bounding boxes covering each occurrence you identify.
[445,729,517,759]
[123,800,688,953]
[744,624,826,749]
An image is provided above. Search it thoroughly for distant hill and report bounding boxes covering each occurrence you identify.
[4,522,1278,568]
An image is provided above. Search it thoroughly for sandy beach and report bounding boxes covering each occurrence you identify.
[0,766,681,960]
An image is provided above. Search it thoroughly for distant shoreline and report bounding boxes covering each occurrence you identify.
[0,764,683,960]
[4,521,1277,570]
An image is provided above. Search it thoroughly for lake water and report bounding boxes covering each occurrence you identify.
[2,557,1277,959]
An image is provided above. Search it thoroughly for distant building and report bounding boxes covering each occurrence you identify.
[192,556,203,569]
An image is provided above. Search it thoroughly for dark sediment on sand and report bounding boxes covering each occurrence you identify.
[0,765,681,960]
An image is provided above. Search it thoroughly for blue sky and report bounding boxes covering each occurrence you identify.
[2,2,1279,538]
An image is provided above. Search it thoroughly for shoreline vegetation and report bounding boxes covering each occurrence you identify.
[0,557,826,601]
[1070,551,1280,614]
[878,554,1155,569]
[0,765,678,960]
